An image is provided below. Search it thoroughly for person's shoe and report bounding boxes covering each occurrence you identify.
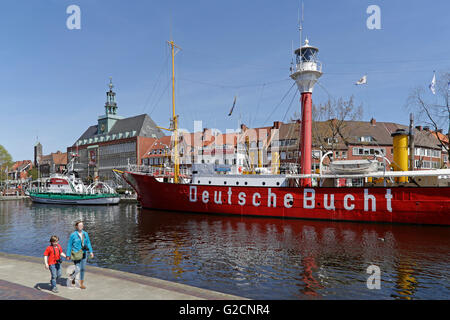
[79,280,86,289]
[52,287,59,293]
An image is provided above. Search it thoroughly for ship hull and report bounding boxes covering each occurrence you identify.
[29,192,120,205]
[123,172,450,225]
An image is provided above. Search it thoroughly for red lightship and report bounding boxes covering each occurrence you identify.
[120,37,450,226]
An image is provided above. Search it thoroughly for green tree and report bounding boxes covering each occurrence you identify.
[29,167,39,180]
[0,145,13,181]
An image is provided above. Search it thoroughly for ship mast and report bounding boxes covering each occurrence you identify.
[157,40,181,183]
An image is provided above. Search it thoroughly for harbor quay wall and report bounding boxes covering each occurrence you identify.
[0,252,245,300]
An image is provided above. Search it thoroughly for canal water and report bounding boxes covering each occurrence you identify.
[0,199,448,299]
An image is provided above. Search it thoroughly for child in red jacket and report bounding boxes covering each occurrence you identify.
[43,235,67,293]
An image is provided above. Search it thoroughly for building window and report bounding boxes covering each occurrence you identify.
[359,136,373,142]
[326,137,339,144]
[352,147,385,157]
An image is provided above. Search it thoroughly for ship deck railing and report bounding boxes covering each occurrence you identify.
[287,168,450,179]
[126,164,450,181]
[127,164,192,177]
[28,188,117,195]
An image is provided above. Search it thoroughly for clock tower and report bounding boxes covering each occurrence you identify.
[98,77,123,134]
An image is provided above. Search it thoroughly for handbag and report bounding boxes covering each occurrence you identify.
[71,249,83,261]
[71,232,85,261]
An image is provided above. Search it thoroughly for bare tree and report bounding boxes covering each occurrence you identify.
[407,71,450,154]
[310,96,363,153]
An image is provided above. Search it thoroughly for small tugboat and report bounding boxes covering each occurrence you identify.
[28,172,120,205]
[27,155,120,205]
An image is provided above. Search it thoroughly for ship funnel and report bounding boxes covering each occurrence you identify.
[391,129,409,183]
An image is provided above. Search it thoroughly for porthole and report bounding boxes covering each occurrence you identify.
[198,180,200,184]
[276,182,280,186]
[262,182,266,186]
[224,181,227,185]
[245,182,248,185]
[236,181,239,185]
[209,181,211,184]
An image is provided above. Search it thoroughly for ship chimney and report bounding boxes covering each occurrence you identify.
[370,118,376,126]
[273,121,282,129]
[391,129,409,184]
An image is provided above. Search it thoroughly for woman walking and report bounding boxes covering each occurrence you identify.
[66,220,94,289]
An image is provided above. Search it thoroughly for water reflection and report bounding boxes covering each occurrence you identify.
[392,260,418,300]
[0,200,448,299]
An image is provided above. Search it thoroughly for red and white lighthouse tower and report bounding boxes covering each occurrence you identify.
[290,38,322,187]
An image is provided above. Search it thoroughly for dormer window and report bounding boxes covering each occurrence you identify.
[359,136,373,142]
[326,137,338,144]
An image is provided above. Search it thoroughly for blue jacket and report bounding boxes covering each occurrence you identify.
[66,230,93,257]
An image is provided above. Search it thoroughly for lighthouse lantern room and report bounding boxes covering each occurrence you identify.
[290,38,323,187]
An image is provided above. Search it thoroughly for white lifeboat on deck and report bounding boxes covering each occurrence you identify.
[329,159,379,174]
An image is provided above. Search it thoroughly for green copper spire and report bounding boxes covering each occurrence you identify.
[105,77,117,115]
[98,77,123,135]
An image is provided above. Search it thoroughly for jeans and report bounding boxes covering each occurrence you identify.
[73,252,88,281]
[49,263,62,289]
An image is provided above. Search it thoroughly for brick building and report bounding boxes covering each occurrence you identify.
[67,78,165,183]
[273,118,449,171]
[140,118,449,173]
[38,150,68,177]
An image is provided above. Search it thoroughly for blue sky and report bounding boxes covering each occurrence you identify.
[1,0,449,161]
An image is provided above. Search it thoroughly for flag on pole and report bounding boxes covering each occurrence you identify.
[429,71,436,95]
[228,96,237,116]
[355,75,367,85]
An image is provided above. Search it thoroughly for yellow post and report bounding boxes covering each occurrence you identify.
[258,149,262,169]
[249,151,255,172]
[391,129,409,183]
[272,152,280,174]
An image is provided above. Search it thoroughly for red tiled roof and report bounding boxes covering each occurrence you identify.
[40,151,67,165]
[432,131,449,144]
[142,136,173,159]
[52,152,68,165]
[11,160,32,171]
